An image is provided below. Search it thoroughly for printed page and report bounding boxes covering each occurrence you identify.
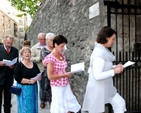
[3,57,17,66]
[70,62,84,73]
[11,57,18,65]
[123,61,135,68]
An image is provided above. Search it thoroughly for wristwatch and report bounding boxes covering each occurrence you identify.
[28,79,31,84]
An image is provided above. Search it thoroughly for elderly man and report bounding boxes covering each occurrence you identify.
[31,33,46,108]
[0,36,18,113]
[31,33,46,71]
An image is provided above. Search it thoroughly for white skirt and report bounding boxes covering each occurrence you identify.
[50,83,81,113]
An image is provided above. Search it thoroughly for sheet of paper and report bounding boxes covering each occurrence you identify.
[3,57,18,66]
[69,62,84,73]
[123,61,135,68]
[31,72,42,80]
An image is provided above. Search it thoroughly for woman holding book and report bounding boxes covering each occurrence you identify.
[43,35,81,113]
[14,47,40,113]
[82,26,126,113]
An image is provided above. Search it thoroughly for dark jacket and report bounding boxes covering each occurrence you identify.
[0,45,18,85]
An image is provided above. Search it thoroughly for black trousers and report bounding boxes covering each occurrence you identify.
[39,69,51,103]
[39,79,46,103]
[0,84,11,113]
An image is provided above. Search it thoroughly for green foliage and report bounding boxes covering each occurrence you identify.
[16,13,27,17]
[24,26,29,32]
[8,0,42,18]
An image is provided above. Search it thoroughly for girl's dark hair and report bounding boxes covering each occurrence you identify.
[96,26,116,44]
[23,40,30,46]
[53,35,68,47]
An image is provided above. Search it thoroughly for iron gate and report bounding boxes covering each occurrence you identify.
[104,0,141,112]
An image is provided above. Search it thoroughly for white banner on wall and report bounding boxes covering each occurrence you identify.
[89,2,99,19]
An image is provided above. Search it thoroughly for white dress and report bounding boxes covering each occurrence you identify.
[82,42,117,113]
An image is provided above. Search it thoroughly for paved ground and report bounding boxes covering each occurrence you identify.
[1,81,50,113]
[2,80,50,113]
[4,95,83,113]
[2,94,50,113]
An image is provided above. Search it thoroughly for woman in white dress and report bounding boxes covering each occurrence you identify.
[82,26,126,113]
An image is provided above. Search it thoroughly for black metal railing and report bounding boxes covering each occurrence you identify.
[108,51,141,113]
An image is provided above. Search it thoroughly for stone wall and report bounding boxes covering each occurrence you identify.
[26,0,141,112]
[26,0,107,105]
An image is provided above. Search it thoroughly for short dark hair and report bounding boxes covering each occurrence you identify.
[23,40,30,46]
[96,26,116,44]
[53,35,68,47]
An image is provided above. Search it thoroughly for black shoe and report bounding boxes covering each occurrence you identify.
[40,102,45,108]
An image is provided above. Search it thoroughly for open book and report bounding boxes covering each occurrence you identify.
[123,61,135,68]
[3,57,18,66]
[69,62,85,73]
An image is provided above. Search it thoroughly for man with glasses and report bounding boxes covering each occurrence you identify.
[31,33,46,71]
[31,33,46,108]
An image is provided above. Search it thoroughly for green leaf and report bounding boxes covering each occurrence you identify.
[8,0,42,18]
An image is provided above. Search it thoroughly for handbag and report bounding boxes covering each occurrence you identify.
[10,86,22,95]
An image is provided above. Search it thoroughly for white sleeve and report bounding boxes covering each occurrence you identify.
[93,57,115,80]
